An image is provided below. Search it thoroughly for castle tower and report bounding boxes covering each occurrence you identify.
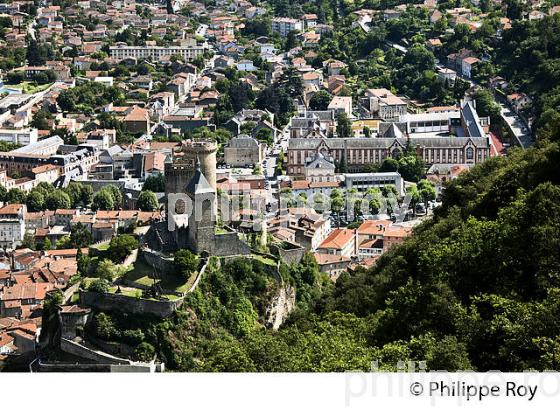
[185,158,216,254]
[164,139,218,198]
[181,139,217,190]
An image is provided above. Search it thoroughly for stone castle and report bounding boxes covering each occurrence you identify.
[164,139,217,197]
[149,139,250,256]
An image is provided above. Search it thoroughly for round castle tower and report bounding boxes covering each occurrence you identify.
[164,139,218,197]
[181,139,217,190]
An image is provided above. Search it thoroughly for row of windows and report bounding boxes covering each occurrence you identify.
[112,49,203,59]
[409,120,449,128]
[290,146,488,168]
[348,179,398,186]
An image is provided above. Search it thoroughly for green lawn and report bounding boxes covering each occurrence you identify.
[251,255,277,266]
[107,285,183,301]
[108,286,141,298]
[123,256,196,294]
[10,81,52,94]
[90,242,110,251]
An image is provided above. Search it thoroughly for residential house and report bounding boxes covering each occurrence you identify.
[302,71,323,88]
[236,59,257,71]
[302,13,318,28]
[314,253,350,279]
[122,106,150,135]
[361,88,407,120]
[316,228,357,258]
[271,17,303,37]
[0,204,26,249]
[507,93,532,113]
[224,134,266,167]
[0,282,55,319]
[461,57,480,79]
[328,96,353,117]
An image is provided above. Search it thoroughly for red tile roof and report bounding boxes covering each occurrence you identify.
[44,248,89,258]
[0,204,24,215]
[1,283,54,302]
[384,225,412,238]
[292,180,310,189]
[357,220,392,235]
[318,228,355,250]
[0,333,14,348]
[314,253,350,265]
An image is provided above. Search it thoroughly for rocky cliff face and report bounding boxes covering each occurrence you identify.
[266,283,296,330]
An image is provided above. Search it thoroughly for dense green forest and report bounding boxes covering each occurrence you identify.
[165,143,560,371]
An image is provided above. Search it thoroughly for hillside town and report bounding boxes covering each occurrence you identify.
[0,0,546,372]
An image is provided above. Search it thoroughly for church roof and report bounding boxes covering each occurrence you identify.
[382,123,405,139]
[289,136,489,150]
[306,153,335,169]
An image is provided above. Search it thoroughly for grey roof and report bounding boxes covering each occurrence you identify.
[402,137,489,148]
[461,101,485,139]
[382,123,405,138]
[291,118,322,128]
[103,145,124,157]
[228,134,259,148]
[114,149,133,159]
[306,153,335,169]
[13,136,64,154]
[186,161,214,195]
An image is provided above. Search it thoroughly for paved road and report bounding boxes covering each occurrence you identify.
[264,155,276,179]
[500,104,533,148]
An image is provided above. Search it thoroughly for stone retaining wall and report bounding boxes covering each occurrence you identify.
[60,338,130,365]
[80,290,183,318]
[214,232,252,256]
[270,242,306,265]
[142,249,175,274]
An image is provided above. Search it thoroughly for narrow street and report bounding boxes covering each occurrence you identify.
[500,103,533,148]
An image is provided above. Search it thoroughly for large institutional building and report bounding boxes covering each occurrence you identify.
[287,101,497,175]
[109,44,206,62]
[287,136,492,175]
